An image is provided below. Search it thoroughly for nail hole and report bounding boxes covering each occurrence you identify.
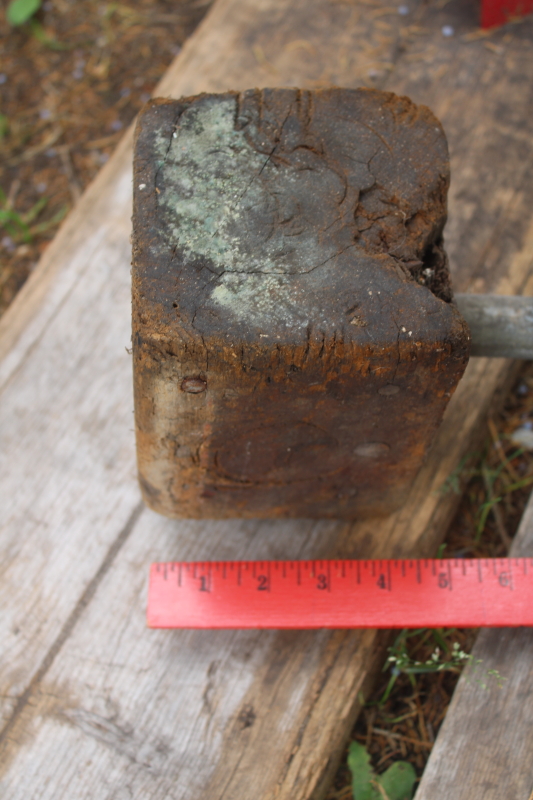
[181,376,207,393]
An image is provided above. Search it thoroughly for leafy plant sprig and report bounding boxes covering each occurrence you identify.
[348,741,416,800]
[7,0,42,27]
[378,629,506,706]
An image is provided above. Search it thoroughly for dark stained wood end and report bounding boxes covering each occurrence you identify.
[132,88,470,519]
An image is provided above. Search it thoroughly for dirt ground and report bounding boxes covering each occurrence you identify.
[2,2,533,797]
[325,359,533,798]
[0,0,211,313]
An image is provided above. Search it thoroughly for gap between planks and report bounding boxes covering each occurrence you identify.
[414,490,533,800]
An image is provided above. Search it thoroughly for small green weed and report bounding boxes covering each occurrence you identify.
[7,0,41,26]
[0,115,9,140]
[378,629,506,705]
[0,188,67,244]
[474,446,533,541]
[439,440,533,544]
[6,0,68,49]
[348,741,416,800]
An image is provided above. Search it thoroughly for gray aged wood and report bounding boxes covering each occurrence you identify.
[415,492,533,800]
[456,294,533,359]
[1,1,533,799]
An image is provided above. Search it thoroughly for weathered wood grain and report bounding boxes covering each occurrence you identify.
[1,1,533,798]
[415,492,533,800]
[132,89,468,520]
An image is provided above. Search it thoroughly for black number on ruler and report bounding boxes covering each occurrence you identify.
[438,572,449,589]
[257,575,269,591]
[377,574,387,590]
[498,572,510,588]
[198,575,209,592]
[316,574,328,590]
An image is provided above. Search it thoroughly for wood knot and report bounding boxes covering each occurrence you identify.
[237,704,256,730]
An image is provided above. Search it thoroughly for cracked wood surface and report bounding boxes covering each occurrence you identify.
[1,1,533,798]
[415,492,533,800]
[132,88,469,519]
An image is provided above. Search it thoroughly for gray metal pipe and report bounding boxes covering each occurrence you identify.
[455,294,533,360]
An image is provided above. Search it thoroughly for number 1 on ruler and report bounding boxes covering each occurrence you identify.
[147,558,533,629]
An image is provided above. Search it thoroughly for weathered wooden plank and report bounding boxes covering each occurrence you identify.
[0,166,141,728]
[415,492,533,800]
[0,1,533,798]
[0,0,404,734]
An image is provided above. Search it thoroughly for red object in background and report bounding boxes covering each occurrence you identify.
[481,0,533,27]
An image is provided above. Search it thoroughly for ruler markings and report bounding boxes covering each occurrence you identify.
[147,558,533,629]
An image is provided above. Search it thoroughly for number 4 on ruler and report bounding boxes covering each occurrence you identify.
[147,558,533,629]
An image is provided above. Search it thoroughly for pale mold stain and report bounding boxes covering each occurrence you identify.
[155,95,351,329]
[210,273,308,329]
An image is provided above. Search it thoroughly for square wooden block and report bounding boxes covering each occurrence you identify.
[132,88,469,519]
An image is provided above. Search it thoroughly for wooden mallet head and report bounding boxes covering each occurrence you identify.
[132,88,470,519]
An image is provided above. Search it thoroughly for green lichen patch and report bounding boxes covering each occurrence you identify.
[156,95,350,278]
